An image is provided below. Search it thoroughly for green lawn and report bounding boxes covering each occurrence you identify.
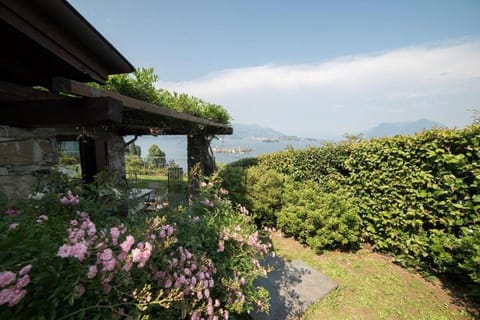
[127,174,187,192]
[271,232,478,320]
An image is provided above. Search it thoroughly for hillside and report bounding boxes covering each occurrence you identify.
[230,123,286,139]
[362,118,446,138]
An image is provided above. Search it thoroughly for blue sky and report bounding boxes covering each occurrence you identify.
[70,0,480,138]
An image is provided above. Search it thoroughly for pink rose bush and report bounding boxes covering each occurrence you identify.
[0,265,32,307]
[1,175,271,319]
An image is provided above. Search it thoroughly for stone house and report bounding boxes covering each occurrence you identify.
[0,0,232,205]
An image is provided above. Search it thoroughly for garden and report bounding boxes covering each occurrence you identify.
[0,171,271,319]
[1,68,479,318]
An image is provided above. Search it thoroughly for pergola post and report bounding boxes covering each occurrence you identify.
[187,134,216,197]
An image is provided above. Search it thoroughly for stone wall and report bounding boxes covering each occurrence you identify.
[105,134,126,180]
[0,126,57,205]
[0,126,128,206]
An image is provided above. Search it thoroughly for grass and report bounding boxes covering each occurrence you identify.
[127,174,187,192]
[271,232,478,320]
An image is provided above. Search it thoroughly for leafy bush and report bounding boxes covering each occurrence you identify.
[220,164,286,227]
[222,124,480,296]
[277,180,361,252]
[0,173,271,319]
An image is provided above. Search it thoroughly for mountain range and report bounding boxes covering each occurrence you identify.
[230,123,286,139]
[230,119,447,140]
[361,118,446,139]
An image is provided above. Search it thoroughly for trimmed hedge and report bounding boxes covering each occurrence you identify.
[221,125,480,295]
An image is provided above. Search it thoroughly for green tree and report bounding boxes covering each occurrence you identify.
[147,144,166,168]
[126,143,141,157]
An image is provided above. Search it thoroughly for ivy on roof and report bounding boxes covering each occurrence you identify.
[102,68,231,125]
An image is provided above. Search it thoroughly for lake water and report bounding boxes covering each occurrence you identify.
[131,135,324,170]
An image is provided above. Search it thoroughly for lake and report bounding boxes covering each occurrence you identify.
[131,135,324,170]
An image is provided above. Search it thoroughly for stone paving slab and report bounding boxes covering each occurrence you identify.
[251,255,338,320]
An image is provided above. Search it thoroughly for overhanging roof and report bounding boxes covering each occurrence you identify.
[0,80,233,136]
[0,0,232,136]
[0,0,134,86]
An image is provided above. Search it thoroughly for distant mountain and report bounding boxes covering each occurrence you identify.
[362,118,446,139]
[231,123,286,139]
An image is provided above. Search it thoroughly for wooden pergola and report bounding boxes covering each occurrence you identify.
[0,0,232,195]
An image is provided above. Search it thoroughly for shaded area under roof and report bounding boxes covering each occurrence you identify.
[0,0,232,136]
[0,0,134,86]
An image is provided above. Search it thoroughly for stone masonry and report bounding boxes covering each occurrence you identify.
[0,126,128,206]
[0,126,57,205]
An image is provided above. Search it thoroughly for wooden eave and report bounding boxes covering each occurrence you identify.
[0,80,233,136]
[52,77,233,135]
[0,0,134,86]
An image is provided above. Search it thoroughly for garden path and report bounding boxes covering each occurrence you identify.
[251,255,337,320]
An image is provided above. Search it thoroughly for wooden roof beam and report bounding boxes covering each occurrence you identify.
[52,77,233,131]
[0,97,122,127]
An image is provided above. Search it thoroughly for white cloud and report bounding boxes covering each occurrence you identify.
[156,40,480,137]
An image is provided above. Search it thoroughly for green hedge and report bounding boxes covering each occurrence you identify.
[221,125,480,295]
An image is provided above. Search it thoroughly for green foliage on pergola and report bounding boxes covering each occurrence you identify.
[103,68,231,125]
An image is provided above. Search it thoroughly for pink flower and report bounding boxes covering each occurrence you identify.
[102,258,116,272]
[71,242,88,261]
[0,271,16,287]
[132,242,152,268]
[217,241,225,253]
[0,287,13,305]
[200,199,214,208]
[57,245,71,258]
[0,287,27,307]
[6,209,18,217]
[184,268,191,276]
[167,225,174,236]
[207,303,214,315]
[8,223,18,230]
[219,188,229,195]
[164,278,172,288]
[19,265,32,277]
[123,262,133,272]
[16,275,30,288]
[87,265,98,279]
[200,182,207,188]
[70,219,78,226]
[131,248,142,262]
[100,249,113,262]
[110,227,120,246]
[117,251,127,262]
[120,235,135,253]
[191,310,201,320]
[60,191,80,205]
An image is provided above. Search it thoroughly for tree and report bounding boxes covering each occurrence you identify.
[126,143,141,157]
[147,144,166,168]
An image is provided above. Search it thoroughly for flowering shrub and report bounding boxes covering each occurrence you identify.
[0,174,270,319]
